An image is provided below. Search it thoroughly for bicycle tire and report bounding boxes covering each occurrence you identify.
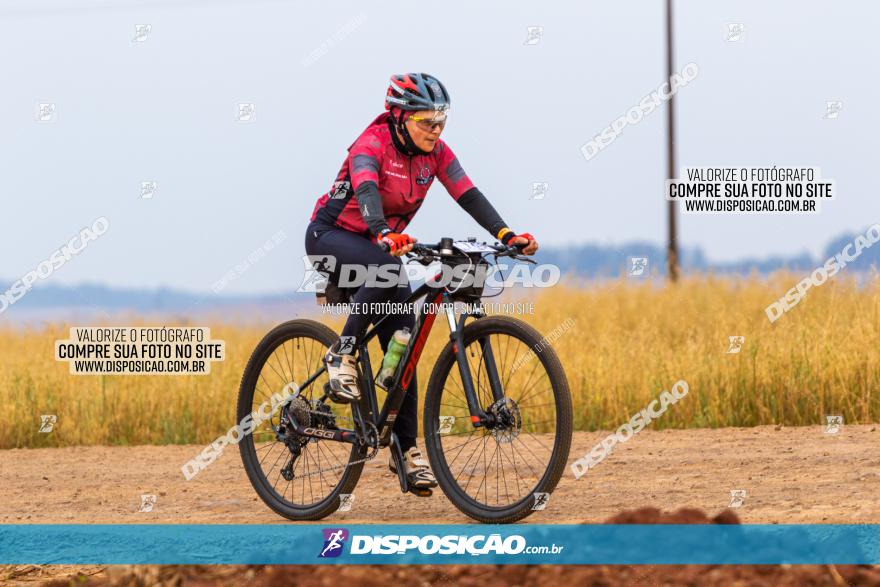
[423,315,572,523]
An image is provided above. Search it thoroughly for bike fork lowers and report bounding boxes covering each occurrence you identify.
[444,294,505,428]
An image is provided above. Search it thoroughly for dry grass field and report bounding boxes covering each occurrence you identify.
[1,273,878,448]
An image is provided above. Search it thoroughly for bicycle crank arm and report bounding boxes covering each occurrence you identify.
[389,433,410,494]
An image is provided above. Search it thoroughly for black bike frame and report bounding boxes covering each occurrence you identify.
[286,279,507,448]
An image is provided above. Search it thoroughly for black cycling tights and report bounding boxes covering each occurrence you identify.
[305,221,418,450]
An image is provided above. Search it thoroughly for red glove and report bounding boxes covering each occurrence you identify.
[377,230,415,254]
[501,231,535,248]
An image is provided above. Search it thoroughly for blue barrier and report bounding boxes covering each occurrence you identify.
[1,524,878,565]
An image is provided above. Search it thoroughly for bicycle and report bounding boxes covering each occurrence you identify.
[237,236,572,523]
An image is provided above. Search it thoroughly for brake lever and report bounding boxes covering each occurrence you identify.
[407,254,435,266]
[493,246,536,264]
[406,244,437,266]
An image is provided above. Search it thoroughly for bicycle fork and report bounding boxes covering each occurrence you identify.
[444,295,506,428]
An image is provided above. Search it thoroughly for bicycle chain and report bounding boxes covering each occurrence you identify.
[279,401,380,479]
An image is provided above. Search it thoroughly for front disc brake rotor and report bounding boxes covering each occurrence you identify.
[488,397,522,444]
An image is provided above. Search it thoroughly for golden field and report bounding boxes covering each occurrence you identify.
[1,273,878,448]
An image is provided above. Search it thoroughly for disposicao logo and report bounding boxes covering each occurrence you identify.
[319,528,349,558]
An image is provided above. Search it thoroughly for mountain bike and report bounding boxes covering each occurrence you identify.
[237,237,572,523]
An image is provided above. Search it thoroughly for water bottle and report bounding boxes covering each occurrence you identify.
[376,327,411,390]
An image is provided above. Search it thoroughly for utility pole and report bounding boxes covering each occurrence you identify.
[665,0,679,282]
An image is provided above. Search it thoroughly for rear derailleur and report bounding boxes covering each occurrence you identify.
[278,396,337,481]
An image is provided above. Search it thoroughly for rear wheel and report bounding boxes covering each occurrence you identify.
[237,319,365,521]
[423,316,572,523]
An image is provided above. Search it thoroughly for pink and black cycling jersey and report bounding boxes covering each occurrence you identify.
[310,112,476,236]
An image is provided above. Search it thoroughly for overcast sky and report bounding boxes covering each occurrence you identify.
[1,0,877,293]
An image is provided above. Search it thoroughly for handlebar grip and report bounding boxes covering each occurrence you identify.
[509,232,534,251]
[378,235,418,254]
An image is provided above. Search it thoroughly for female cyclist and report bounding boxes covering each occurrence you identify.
[305,72,538,490]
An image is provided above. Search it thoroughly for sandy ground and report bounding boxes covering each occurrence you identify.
[1,425,878,525]
[8,560,880,587]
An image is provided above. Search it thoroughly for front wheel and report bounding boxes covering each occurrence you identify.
[423,316,572,523]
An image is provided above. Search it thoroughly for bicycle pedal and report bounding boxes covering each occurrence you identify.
[409,487,433,498]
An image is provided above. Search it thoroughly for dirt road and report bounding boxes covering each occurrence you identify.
[1,425,878,524]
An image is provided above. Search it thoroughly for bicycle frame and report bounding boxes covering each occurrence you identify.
[285,279,507,450]
[244,237,564,513]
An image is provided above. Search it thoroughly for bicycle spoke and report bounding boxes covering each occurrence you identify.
[315,438,347,471]
[304,447,315,503]
[440,428,484,437]
[497,441,528,496]
[315,441,345,486]
[283,339,294,382]
[455,433,486,485]
[469,345,491,410]
[461,435,488,492]
[313,442,329,490]
[472,439,500,504]
[496,334,508,385]
[523,434,554,464]
[254,440,276,451]
[443,369,471,418]
[502,333,519,392]
[252,383,274,405]
[305,338,313,381]
[267,445,287,490]
[257,370,277,400]
[270,351,289,387]
[516,359,544,403]
[516,374,551,408]
[444,429,481,468]
[511,436,546,477]
[439,400,470,412]
[497,436,509,505]
[258,441,281,468]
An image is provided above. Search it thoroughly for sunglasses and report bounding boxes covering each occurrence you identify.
[408,113,447,132]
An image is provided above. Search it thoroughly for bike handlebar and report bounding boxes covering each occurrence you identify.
[408,239,532,262]
[378,236,533,263]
